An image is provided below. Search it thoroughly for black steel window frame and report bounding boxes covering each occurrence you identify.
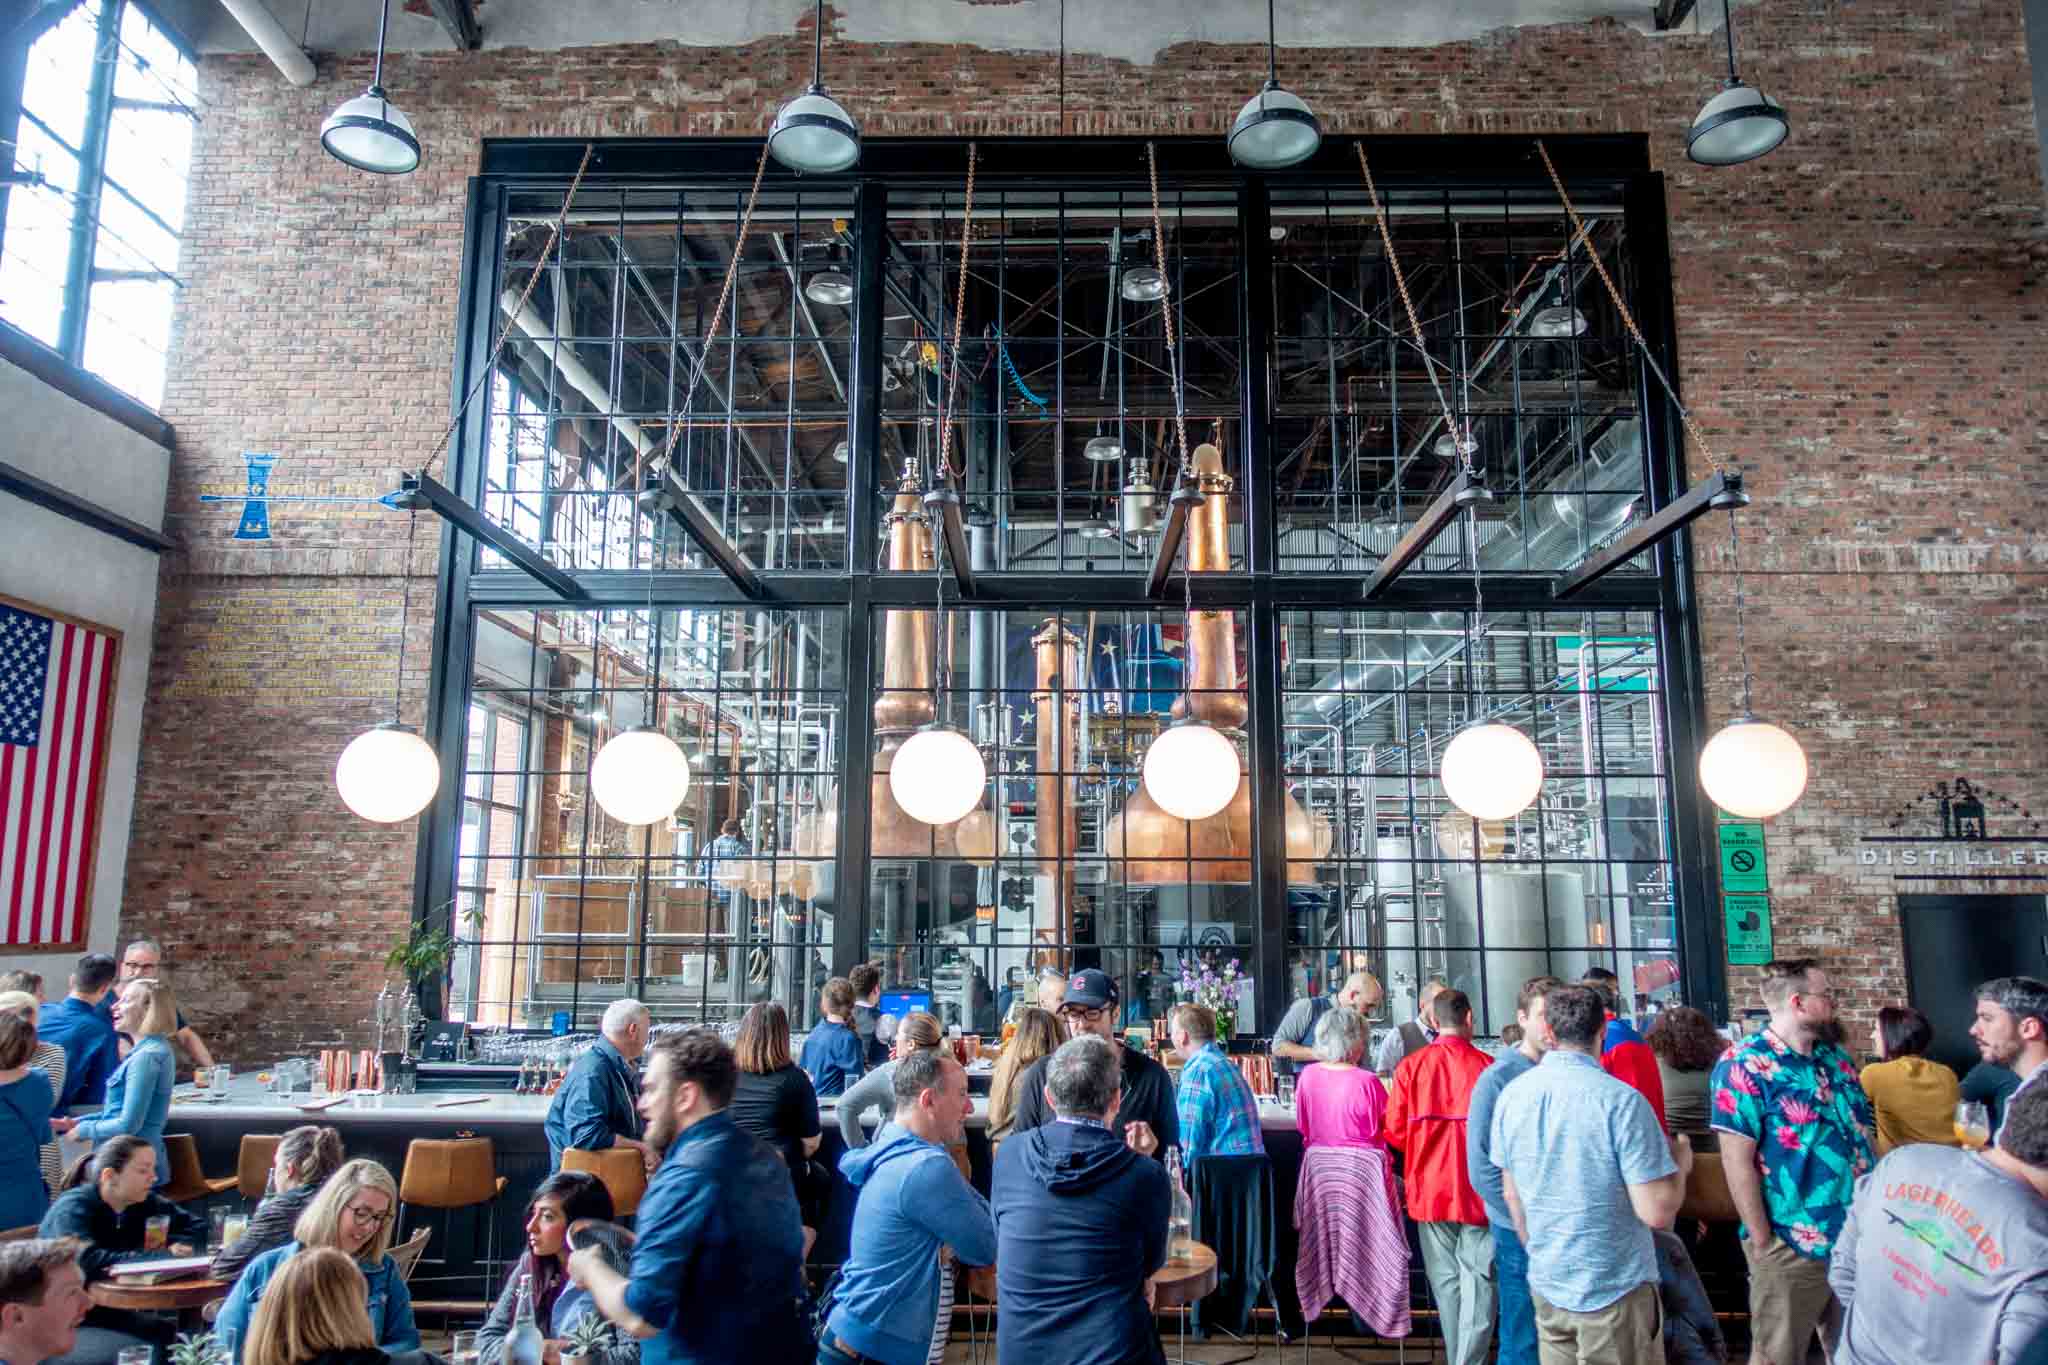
[417,135,1725,1028]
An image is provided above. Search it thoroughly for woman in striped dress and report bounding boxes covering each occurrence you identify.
[0,989,66,1193]
[1292,1005,1411,1339]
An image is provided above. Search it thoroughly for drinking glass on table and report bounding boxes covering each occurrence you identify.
[1956,1100,1992,1150]
[222,1213,249,1247]
[209,1207,228,1249]
[143,1214,169,1252]
[210,1064,230,1098]
[450,1330,481,1365]
[117,1347,152,1365]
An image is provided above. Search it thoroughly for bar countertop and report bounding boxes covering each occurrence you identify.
[166,1068,1307,1131]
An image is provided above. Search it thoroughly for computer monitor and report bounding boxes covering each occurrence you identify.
[879,989,933,1019]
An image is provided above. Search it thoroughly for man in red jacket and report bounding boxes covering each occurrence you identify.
[1582,968,1666,1132]
[1387,989,1496,1365]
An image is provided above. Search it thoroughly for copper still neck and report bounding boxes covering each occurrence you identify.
[1174,443,1247,731]
[875,459,936,735]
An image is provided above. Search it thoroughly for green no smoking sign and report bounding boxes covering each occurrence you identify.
[1718,821,1769,893]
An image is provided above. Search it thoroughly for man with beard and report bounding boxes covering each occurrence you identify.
[568,1028,806,1364]
[1009,969,1176,1159]
[1971,977,2048,1141]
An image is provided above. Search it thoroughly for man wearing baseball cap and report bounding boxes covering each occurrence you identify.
[1007,968,1179,1159]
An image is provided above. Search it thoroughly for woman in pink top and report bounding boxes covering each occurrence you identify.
[1292,1006,1411,1337]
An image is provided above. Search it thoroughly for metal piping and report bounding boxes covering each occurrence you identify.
[218,0,317,85]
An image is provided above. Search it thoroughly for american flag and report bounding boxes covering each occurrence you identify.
[0,601,117,948]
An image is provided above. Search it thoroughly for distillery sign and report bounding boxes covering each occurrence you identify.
[1858,778,2048,882]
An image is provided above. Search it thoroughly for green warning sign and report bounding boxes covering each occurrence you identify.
[1718,821,1769,893]
[1725,893,1774,965]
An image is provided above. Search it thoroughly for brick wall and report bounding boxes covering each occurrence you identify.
[129,1,2048,1058]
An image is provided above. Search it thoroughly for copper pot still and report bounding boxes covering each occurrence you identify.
[1106,443,1320,883]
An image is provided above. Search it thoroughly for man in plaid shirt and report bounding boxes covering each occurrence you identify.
[1172,1002,1266,1159]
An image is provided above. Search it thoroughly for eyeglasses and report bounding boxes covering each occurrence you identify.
[1059,1005,1109,1023]
[344,1205,392,1227]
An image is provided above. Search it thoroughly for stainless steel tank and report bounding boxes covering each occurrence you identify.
[1440,869,1592,1035]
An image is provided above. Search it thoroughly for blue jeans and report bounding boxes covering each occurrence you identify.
[815,1335,883,1365]
[1492,1221,1538,1365]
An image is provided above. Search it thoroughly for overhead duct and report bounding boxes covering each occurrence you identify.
[218,0,316,86]
[500,290,656,458]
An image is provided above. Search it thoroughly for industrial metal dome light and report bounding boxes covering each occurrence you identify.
[1119,265,1167,303]
[1084,431,1126,462]
[769,0,861,173]
[804,270,854,306]
[1687,0,1788,166]
[1227,0,1322,169]
[320,0,420,174]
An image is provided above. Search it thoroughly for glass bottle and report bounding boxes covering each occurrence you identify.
[505,1272,544,1365]
[1164,1147,1194,1264]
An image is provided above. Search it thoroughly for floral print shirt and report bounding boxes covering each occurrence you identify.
[1709,1028,1876,1260]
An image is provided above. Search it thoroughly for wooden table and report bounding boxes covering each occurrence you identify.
[89,1276,230,1321]
[962,1239,1217,1308]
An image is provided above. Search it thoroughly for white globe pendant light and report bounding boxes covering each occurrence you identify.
[591,725,692,826]
[890,723,987,827]
[336,722,441,823]
[1440,723,1545,823]
[1699,716,1807,819]
[1143,719,1241,822]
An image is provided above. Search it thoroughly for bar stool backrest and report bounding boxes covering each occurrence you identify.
[560,1147,647,1218]
[400,1138,502,1209]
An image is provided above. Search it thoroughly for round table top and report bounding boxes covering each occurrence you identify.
[89,1277,230,1311]
[962,1240,1217,1310]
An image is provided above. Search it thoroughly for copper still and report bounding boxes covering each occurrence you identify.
[870,459,958,858]
[1105,443,1323,882]
[1033,619,1083,951]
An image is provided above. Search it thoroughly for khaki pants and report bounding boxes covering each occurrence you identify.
[1741,1236,1836,1365]
[1419,1220,1497,1365]
[1532,1281,1663,1365]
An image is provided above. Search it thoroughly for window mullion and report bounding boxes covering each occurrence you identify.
[55,0,122,363]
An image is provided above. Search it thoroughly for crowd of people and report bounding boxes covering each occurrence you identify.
[6,945,2048,1365]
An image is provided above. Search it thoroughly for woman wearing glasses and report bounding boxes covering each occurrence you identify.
[216,1159,420,1363]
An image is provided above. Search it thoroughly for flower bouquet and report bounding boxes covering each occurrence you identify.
[1177,957,1250,1038]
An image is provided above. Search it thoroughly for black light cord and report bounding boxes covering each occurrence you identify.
[1721,0,1740,82]
[812,0,825,89]
[372,0,389,89]
[1265,0,1278,87]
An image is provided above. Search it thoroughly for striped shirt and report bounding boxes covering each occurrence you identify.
[1175,1042,1265,1160]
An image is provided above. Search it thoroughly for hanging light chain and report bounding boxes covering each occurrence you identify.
[936,143,978,484]
[1145,142,1192,485]
[1356,144,1469,473]
[1726,505,1756,718]
[645,140,775,498]
[1533,139,1726,479]
[423,143,595,482]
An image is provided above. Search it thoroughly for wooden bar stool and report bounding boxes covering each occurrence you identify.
[397,1137,507,1300]
[560,1147,646,1218]
[159,1134,238,1205]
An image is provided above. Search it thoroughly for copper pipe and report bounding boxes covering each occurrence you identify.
[1033,620,1082,958]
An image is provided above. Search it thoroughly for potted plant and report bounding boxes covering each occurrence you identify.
[561,1313,618,1365]
[169,1330,229,1365]
[386,900,484,1012]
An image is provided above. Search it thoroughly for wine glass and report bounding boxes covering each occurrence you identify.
[1955,1100,1992,1150]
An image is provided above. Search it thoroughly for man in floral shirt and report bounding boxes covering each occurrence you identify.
[1711,957,1875,1365]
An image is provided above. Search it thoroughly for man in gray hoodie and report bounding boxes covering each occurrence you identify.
[1830,1079,2048,1365]
[820,1048,994,1365]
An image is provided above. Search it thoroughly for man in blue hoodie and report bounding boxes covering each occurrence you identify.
[992,1034,1170,1365]
[820,1047,994,1365]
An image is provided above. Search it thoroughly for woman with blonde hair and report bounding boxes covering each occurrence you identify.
[244,1246,437,1365]
[987,1006,1062,1151]
[211,1125,347,1284]
[55,978,174,1188]
[216,1160,419,1362]
[835,1010,944,1149]
[0,989,66,1193]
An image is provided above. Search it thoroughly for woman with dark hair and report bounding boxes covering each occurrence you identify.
[1861,1004,1961,1154]
[1644,1006,1726,1148]
[476,1170,623,1365]
[727,1001,827,1239]
[211,1126,347,1284]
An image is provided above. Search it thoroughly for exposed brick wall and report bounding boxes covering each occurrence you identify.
[128,2,2048,1059]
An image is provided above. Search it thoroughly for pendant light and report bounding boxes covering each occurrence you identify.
[804,270,854,306]
[1528,275,1588,338]
[1687,0,1788,166]
[594,146,775,823]
[1119,266,1167,303]
[888,143,986,831]
[1137,140,1239,823]
[1084,430,1126,462]
[769,0,861,174]
[1228,0,1322,169]
[321,0,420,174]
[336,502,439,822]
[1438,507,1545,822]
[1698,507,1807,817]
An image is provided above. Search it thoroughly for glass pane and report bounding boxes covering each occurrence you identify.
[0,130,79,347]
[81,277,172,408]
[103,111,195,234]
[21,2,98,153]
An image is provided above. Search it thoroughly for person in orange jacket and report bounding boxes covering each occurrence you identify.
[1582,969,1667,1132]
[1386,989,1496,1365]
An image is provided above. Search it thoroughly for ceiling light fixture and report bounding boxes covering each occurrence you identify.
[320,0,420,174]
[1438,505,1544,822]
[336,502,438,822]
[1697,507,1807,817]
[804,269,854,306]
[1528,276,1588,337]
[769,0,861,174]
[1687,0,1788,166]
[1228,0,1322,169]
[1084,430,1125,462]
[831,436,849,463]
[1119,265,1167,303]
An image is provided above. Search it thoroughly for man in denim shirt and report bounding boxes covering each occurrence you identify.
[569,1029,807,1365]
[1492,985,1687,1365]
[544,998,653,1171]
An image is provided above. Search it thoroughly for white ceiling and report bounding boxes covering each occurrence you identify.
[159,0,1726,66]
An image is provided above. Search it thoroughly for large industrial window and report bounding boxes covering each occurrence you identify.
[0,0,196,408]
[453,604,842,1029]
[433,140,1713,1039]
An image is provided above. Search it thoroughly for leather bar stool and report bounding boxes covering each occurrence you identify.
[398,1137,507,1299]
[159,1134,239,1205]
[235,1134,282,1201]
[560,1146,646,1218]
